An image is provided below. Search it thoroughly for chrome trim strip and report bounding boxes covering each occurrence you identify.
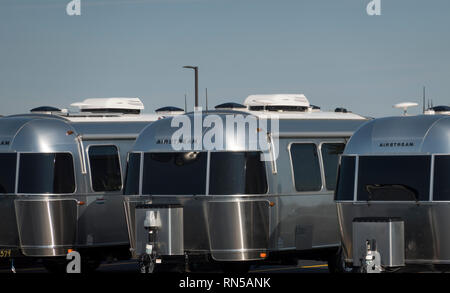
[80,134,139,141]
[354,155,359,202]
[205,151,211,195]
[210,248,267,253]
[430,154,435,201]
[139,152,144,195]
[275,132,354,138]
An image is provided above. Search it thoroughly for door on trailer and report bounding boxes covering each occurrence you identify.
[277,139,346,250]
[81,144,128,247]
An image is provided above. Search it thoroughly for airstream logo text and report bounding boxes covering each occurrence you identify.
[156,138,198,145]
[0,140,10,145]
[170,108,279,161]
[379,142,414,147]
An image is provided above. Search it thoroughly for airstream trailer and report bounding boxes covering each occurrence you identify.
[124,94,368,272]
[0,97,181,271]
[335,113,450,272]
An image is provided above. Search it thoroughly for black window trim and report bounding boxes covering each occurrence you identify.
[16,151,77,195]
[87,144,123,194]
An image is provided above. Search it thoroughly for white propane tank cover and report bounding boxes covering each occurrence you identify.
[144,210,161,228]
[244,94,310,107]
[70,97,144,111]
[393,102,418,115]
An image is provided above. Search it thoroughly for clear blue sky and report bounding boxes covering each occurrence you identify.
[0,0,449,117]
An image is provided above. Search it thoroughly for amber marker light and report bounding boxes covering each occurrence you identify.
[66,130,74,135]
[260,252,267,258]
[269,202,275,207]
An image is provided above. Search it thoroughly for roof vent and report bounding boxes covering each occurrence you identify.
[214,102,247,110]
[424,105,450,115]
[155,106,185,114]
[71,97,144,114]
[334,107,348,113]
[244,94,310,112]
[30,106,62,113]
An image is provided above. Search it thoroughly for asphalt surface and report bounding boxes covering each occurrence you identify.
[0,259,329,274]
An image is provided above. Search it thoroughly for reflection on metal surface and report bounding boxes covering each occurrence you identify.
[15,198,77,256]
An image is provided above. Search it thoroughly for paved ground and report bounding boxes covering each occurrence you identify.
[0,259,329,274]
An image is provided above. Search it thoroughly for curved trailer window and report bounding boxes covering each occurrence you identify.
[124,153,141,195]
[335,156,356,201]
[88,145,122,192]
[209,152,267,195]
[357,155,431,201]
[433,155,450,201]
[18,153,75,194]
[143,152,207,195]
[290,144,322,192]
[0,153,17,194]
[141,152,267,195]
[321,143,346,190]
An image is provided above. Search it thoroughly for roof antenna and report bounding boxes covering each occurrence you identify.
[422,86,426,114]
[205,88,208,111]
[184,94,187,112]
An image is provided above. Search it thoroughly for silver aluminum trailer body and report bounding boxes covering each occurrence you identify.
[124,102,368,271]
[336,115,450,270]
[0,112,160,260]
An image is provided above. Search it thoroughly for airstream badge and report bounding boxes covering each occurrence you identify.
[379,142,414,147]
[156,138,197,145]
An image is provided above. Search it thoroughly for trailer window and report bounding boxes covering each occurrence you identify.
[124,153,141,195]
[335,156,356,201]
[209,152,267,195]
[88,145,122,192]
[290,143,322,191]
[433,155,450,201]
[321,143,345,190]
[142,152,207,195]
[18,153,75,194]
[357,156,431,201]
[0,153,17,194]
